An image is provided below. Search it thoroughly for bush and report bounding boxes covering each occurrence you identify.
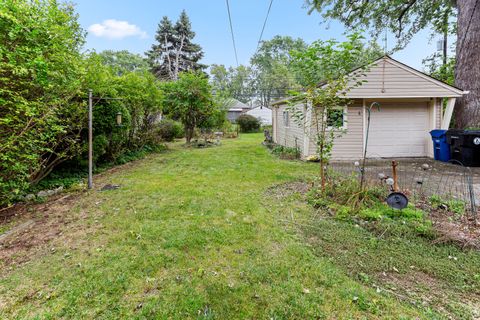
[270,144,301,160]
[157,119,184,142]
[236,114,261,133]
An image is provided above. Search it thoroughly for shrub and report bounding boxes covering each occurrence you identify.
[157,119,184,142]
[236,114,261,133]
[271,144,301,160]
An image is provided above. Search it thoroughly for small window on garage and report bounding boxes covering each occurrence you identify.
[283,110,289,127]
[326,107,347,129]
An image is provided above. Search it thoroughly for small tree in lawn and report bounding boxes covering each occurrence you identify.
[162,71,215,143]
[289,34,375,190]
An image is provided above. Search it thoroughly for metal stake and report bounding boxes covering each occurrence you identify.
[88,89,93,189]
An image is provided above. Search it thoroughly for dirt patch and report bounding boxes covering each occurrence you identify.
[0,193,82,269]
[378,271,480,319]
[430,215,480,249]
[270,178,480,251]
[265,181,311,200]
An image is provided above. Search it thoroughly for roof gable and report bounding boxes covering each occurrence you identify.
[346,56,464,98]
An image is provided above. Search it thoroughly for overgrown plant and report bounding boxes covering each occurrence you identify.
[236,114,261,133]
[161,71,217,143]
[0,0,86,204]
[0,1,166,206]
[288,34,376,190]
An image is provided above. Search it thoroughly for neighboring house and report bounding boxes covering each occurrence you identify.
[246,106,272,125]
[272,56,467,160]
[227,99,251,123]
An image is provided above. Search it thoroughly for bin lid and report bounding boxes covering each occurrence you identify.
[446,129,465,136]
[463,130,480,135]
[430,129,447,138]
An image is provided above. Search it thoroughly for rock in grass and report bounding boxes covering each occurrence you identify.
[37,190,49,198]
[25,194,36,201]
[101,184,120,191]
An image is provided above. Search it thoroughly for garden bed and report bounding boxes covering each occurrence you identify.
[269,179,480,319]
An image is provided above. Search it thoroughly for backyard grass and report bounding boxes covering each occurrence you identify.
[0,133,478,319]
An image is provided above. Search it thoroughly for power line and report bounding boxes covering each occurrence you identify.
[225,0,239,67]
[256,0,274,51]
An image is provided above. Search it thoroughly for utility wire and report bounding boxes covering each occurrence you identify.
[225,0,239,67]
[256,0,274,51]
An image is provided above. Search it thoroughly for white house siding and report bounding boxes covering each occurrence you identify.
[347,58,462,98]
[246,107,272,125]
[273,103,306,153]
[307,102,364,159]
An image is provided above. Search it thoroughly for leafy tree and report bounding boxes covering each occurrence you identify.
[0,0,86,203]
[305,0,480,128]
[250,36,307,107]
[289,34,372,189]
[98,50,149,75]
[76,53,163,166]
[162,72,216,143]
[210,64,254,103]
[115,71,163,149]
[147,11,205,80]
[423,54,455,85]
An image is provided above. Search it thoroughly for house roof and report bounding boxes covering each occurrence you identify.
[272,56,466,105]
[227,99,251,111]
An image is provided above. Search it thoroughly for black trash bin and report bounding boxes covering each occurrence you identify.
[446,130,480,167]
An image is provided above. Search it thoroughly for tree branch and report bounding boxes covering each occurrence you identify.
[397,0,418,36]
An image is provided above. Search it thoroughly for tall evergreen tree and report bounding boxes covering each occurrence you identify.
[147,11,205,80]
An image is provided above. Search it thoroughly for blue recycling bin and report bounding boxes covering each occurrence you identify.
[430,129,450,162]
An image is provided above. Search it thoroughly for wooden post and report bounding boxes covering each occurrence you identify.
[391,160,399,192]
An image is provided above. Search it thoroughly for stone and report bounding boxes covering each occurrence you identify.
[25,194,36,201]
[101,184,120,191]
[37,190,49,198]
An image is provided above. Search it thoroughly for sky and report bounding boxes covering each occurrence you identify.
[72,0,449,71]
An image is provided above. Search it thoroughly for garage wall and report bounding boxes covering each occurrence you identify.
[436,99,442,128]
[273,103,306,153]
[307,102,364,159]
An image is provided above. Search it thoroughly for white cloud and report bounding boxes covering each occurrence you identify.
[88,19,147,39]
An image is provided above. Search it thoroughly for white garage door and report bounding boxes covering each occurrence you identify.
[367,102,429,158]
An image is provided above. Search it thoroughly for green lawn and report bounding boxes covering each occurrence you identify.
[0,134,478,319]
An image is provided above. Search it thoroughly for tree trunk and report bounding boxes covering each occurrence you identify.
[454,0,480,129]
[185,125,193,144]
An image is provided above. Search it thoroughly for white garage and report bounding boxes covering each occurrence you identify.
[272,56,467,160]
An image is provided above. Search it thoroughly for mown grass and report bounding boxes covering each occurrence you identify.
[0,134,477,319]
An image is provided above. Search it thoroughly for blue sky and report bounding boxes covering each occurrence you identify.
[73,0,448,71]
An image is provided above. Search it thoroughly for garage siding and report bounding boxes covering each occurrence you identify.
[347,59,460,98]
[308,103,364,159]
[436,99,442,128]
[273,103,306,153]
